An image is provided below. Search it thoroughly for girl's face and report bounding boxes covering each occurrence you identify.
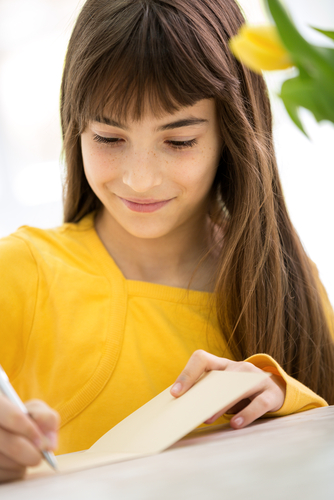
[81,99,221,239]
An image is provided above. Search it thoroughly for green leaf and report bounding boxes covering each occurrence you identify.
[266,0,333,75]
[263,0,334,131]
[279,75,334,136]
[279,89,309,137]
[310,27,334,42]
[266,1,314,58]
[316,46,334,68]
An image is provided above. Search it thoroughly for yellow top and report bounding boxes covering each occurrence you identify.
[0,213,331,454]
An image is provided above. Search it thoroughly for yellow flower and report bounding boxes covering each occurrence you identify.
[229,25,294,73]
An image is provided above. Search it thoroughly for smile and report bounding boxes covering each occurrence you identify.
[118,197,173,213]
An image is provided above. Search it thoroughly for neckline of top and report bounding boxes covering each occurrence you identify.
[74,212,215,304]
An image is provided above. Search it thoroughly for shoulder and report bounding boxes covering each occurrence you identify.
[0,212,96,267]
[9,211,95,246]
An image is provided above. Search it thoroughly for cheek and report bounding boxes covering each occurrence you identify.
[176,151,218,195]
[82,144,121,185]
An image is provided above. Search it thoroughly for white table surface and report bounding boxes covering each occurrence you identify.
[2,406,334,500]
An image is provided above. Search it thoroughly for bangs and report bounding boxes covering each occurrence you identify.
[70,0,229,128]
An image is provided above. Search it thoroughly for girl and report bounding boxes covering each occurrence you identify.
[0,0,333,483]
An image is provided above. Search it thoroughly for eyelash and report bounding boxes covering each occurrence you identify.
[92,134,197,150]
[166,139,197,149]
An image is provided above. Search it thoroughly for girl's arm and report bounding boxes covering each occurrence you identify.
[0,235,59,482]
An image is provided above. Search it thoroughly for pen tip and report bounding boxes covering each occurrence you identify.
[42,451,59,471]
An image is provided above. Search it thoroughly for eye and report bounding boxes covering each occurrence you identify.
[93,134,123,146]
[166,139,197,150]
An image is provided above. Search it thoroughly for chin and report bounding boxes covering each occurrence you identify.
[121,221,175,240]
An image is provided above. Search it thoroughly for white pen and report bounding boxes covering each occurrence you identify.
[0,365,58,470]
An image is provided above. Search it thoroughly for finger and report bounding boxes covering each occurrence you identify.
[225,398,251,415]
[26,400,60,432]
[204,410,224,424]
[230,390,278,429]
[204,398,252,424]
[205,376,282,425]
[0,450,27,472]
[25,400,60,450]
[0,463,26,484]
[0,428,42,467]
[0,394,43,448]
[171,350,230,397]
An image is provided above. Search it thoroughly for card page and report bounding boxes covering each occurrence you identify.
[27,370,269,478]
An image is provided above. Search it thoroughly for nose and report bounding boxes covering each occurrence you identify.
[122,150,162,192]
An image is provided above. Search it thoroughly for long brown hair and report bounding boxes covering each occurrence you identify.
[60,0,334,402]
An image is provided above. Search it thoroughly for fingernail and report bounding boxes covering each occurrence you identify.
[45,432,58,450]
[233,417,244,427]
[171,382,182,395]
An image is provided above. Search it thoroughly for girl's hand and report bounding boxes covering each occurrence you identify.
[0,396,59,483]
[170,350,286,429]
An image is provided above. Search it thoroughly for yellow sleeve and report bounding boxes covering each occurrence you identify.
[245,353,328,416]
[0,234,38,380]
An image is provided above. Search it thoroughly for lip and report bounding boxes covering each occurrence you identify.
[118,196,173,213]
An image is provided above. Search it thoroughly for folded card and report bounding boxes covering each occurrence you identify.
[27,370,269,478]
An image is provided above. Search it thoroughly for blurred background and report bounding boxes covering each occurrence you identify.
[0,0,333,305]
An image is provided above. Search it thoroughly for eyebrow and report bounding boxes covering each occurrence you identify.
[93,116,209,131]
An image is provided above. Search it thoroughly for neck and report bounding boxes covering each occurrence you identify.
[95,209,218,291]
